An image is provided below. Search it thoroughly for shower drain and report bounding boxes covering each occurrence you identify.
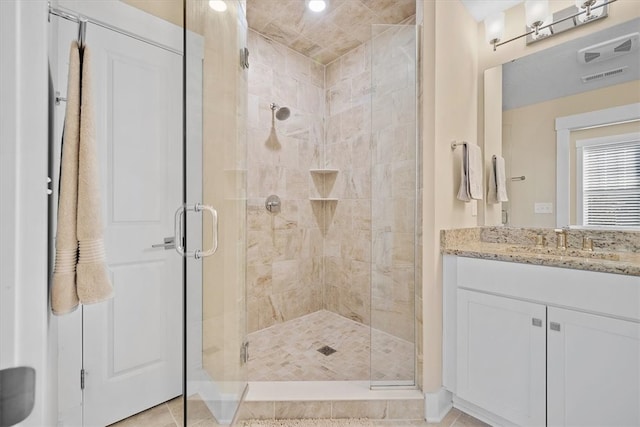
[317,345,337,356]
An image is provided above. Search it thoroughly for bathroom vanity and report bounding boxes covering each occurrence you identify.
[441,227,640,427]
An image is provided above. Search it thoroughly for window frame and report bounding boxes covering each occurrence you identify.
[576,132,640,228]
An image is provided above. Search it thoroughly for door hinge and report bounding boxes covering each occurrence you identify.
[240,47,249,69]
[240,341,249,365]
[80,369,85,390]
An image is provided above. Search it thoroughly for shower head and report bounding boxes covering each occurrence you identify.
[270,103,291,121]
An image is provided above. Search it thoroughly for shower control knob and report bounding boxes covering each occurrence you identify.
[265,195,281,214]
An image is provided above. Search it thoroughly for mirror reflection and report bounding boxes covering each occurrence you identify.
[492,18,640,228]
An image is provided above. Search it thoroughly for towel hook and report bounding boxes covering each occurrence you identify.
[78,19,87,50]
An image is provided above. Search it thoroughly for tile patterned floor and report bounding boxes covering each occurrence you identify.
[110,403,488,427]
[248,310,414,381]
[108,396,219,427]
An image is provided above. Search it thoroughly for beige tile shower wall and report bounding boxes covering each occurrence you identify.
[324,41,373,326]
[246,30,325,333]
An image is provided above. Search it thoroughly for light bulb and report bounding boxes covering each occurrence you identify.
[576,0,605,23]
[209,0,227,12]
[484,12,505,45]
[575,0,595,9]
[525,0,550,28]
[307,0,327,12]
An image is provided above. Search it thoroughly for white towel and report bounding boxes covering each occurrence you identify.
[457,143,483,202]
[495,155,508,202]
[488,155,509,204]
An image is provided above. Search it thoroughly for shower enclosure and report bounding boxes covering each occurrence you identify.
[50,0,418,425]
[243,14,419,387]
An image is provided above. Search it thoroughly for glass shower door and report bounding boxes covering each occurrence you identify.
[184,1,248,424]
[370,24,418,388]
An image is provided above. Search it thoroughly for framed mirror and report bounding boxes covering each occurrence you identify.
[486,17,640,229]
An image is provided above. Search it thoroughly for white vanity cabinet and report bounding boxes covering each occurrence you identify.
[457,290,546,427]
[547,307,640,427]
[443,255,640,427]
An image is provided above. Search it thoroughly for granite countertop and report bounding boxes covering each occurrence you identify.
[441,227,640,277]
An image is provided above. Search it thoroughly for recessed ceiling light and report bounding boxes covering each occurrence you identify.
[307,0,327,13]
[209,0,227,12]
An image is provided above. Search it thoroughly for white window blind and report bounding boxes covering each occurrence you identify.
[579,137,640,228]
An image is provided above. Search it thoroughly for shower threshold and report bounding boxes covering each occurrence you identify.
[241,381,424,421]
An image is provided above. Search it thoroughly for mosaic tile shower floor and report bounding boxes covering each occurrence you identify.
[248,310,414,381]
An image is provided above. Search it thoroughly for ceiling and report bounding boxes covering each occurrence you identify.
[246,0,416,65]
[502,18,640,110]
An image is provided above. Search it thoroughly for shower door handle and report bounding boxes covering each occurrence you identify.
[174,203,219,259]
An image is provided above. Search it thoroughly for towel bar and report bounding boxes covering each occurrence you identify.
[510,176,526,181]
[451,141,468,150]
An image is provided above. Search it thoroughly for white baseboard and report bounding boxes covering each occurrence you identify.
[424,388,453,423]
[453,395,516,427]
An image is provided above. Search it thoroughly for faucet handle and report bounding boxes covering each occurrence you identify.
[554,228,567,250]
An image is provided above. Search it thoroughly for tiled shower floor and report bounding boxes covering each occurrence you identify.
[248,310,414,382]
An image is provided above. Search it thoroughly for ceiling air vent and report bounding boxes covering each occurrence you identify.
[577,32,639,64]
[581,66,628,83]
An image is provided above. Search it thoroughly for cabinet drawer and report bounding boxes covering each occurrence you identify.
[455,257,640,321]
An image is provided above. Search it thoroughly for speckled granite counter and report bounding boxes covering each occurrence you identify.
[441,227,640,277]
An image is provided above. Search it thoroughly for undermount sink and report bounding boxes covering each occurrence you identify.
[504,245,621,261]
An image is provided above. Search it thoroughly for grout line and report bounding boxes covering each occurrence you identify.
[165,401,180,427]
[447,410,461,427]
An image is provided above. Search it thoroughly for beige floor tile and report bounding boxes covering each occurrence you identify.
[450,413,490,427]
[248,310,413,381]
[107,401,177,427]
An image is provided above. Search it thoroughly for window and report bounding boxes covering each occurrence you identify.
[577,133,640,228]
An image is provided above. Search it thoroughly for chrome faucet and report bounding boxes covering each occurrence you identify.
[554,228,568,250]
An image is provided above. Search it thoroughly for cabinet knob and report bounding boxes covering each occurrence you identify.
[550,322,561,331]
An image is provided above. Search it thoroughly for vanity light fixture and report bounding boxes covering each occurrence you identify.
[307,0,328,13]
[487,0,617,51]
[209,0,227,12]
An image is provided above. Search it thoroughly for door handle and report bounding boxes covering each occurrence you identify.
[174,203,219,259]
[151,236,175,250]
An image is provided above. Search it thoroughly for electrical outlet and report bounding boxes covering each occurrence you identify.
[534,202,553,214]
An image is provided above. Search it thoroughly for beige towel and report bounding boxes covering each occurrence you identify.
[52,42,113,315]
[488,155,509,204]
[52,42,81,315]
[76,45,113,304]
[456,143,484,202]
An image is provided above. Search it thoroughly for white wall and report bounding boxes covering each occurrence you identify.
[0,1,56,426]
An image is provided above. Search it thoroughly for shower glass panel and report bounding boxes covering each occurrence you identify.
[185,1,248,424]
[370,24,418,387]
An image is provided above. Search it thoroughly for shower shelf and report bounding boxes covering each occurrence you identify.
[309,198,338,201]
[309,169,339,174]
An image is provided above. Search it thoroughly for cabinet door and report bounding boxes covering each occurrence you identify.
[548,307,640,427]
[457,289,546,427]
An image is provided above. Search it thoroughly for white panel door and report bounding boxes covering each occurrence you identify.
[547,307,640,427]
[56,22,183,426]
[457,289,546,427]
